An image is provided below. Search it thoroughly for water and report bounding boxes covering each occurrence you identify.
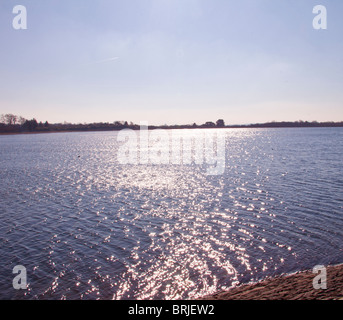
[0,128,342,300]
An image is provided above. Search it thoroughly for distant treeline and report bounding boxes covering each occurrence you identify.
[227,120,343,128]
[1,114,343,134]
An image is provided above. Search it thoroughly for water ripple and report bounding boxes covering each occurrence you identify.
[0,128,343,299]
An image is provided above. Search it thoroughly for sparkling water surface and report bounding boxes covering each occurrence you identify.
[0,128,342,299]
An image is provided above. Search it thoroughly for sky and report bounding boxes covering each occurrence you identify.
[0,0,342,125]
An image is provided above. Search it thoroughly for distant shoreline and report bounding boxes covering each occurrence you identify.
[1,122,343,136]
[199,263,343,300]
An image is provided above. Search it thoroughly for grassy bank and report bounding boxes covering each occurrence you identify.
[200,264,343,300]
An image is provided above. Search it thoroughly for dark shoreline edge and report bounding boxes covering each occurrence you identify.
[1,124,343,136]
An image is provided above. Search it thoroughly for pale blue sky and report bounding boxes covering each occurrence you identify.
[0,0,342,125]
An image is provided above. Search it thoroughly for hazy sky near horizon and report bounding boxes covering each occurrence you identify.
[0,0,343,125]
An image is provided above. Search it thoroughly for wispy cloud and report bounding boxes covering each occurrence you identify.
[94,56,120,64]
[82,56,120,67]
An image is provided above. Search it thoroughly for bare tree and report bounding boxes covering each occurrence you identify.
[18,116,26,125]
[0,114,27,126]
[2,114,18,125]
